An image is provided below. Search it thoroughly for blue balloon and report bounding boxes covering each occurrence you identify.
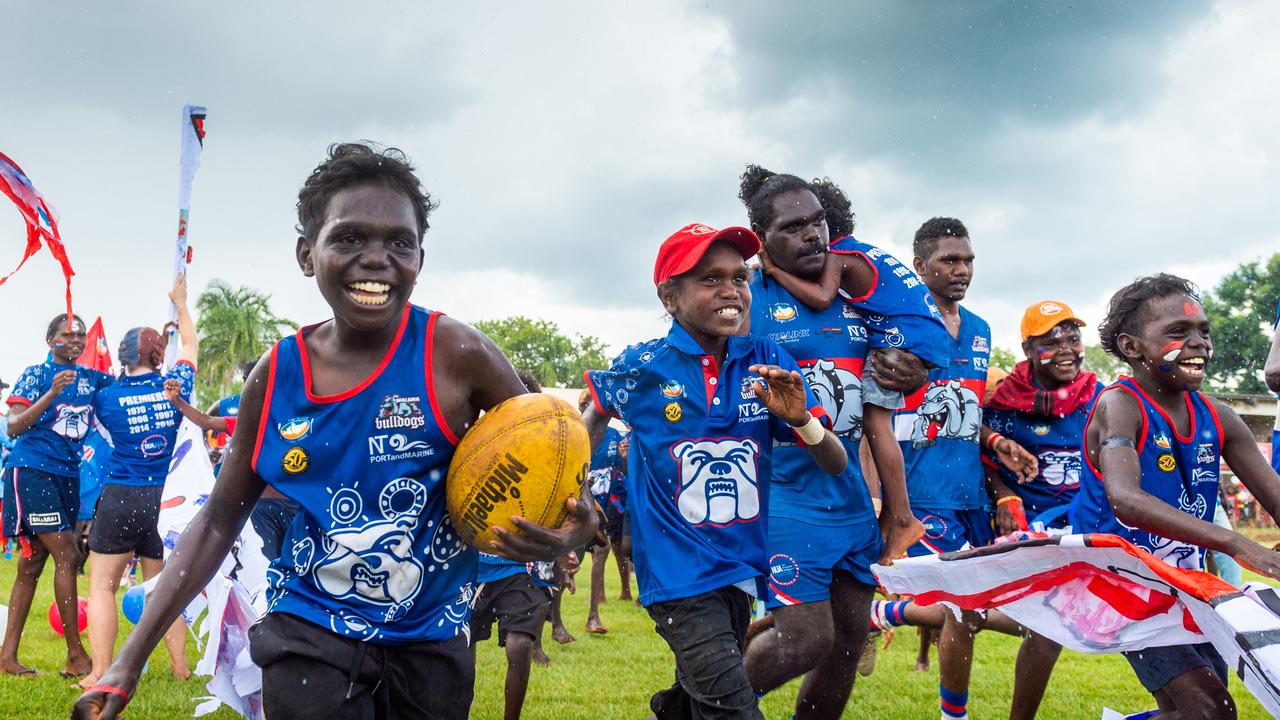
[122,585,146,625]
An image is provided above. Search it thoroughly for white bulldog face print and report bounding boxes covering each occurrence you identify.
[671,438,760,526]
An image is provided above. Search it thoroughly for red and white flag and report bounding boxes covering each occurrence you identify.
[77,317,113,373]
[875,534,1280,716]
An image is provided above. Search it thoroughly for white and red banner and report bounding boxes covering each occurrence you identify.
[165,104,206,369]
[874,534,1280,716]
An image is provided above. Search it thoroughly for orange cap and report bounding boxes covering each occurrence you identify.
[1020,300,1087,341]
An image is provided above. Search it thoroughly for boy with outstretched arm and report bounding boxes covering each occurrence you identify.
[581,222,847,720]
[1075,273,1280,720]
[72,143,595,720]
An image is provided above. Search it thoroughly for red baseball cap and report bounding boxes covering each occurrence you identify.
[652,223,761,286]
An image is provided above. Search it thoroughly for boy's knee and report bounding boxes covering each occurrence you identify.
[504,632,534,662]
[1182,685,1235,720]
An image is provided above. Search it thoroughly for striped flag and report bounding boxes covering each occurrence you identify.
[875,534,1280,716]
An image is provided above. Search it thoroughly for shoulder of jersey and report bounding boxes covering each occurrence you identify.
[613,338,669,369]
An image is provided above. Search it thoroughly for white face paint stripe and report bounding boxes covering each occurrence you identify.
[1162,348,1182,362]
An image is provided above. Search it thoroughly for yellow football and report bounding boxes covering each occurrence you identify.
[447,392,590,551]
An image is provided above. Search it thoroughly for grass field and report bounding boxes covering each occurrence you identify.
[0,551,1273,720]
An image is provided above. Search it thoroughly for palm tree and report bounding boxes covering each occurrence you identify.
[195,279,296,408]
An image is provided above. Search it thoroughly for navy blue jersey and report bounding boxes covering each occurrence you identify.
[252,305,475,644]
[895,307,991,510]
[984,384,1103,519]
[750,273,875,523]
[1075,378,1223,570]
[93,362,195,487]
[829,236,950,368]
[5,362,113,477]
[585,322,822,605]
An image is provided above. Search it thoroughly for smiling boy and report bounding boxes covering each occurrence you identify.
[1076,273,1280,719]
[72,143,595,720]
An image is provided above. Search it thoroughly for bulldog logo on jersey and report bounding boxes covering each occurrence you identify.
[51,404,92,440]
[312,477,428,609]
[911,381,982,449]
[1039,450,1082,487]
[671,438,760,526]
[802,359,864,439]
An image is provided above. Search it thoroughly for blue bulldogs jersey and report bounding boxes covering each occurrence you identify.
[585,322,823,606]
[252,306,476,645]
[895,307,992,510]
[984,384,1103,521]
[1075,378,1223,570]
[5,361,113,477]
[750,273,875,523]
[589,426,627,510]
[829,236,950,368]
[93,361,196,487]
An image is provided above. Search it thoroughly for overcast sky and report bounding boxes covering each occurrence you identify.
[2,1,1277,386]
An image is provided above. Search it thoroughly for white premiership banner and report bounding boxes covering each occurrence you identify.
[153,420,269,719]
[874,533,1280,718]
[164,104,206,369]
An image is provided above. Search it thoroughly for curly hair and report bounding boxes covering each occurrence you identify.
[516,369,542,394]
[811,176,855,239]
[913,217,969,260]
[1097,273,1200,359]
[737,165,856,239]
[296,142,438,242]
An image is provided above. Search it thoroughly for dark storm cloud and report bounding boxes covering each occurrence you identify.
[5,3,471,137]
[706,1,1209,171]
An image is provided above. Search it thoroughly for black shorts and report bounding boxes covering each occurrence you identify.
[250,611,473,720]
[250,497,301,561]
[88,484,164,559]
[2,466,78,538]
[470,572,550,646]
[1122,642,1228,693]
[604,507,627,545]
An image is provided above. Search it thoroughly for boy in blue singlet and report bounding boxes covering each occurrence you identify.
[1076,273,1280,719]
[583,222,849,720]
[1,314,111,679]
[73,143,596,720]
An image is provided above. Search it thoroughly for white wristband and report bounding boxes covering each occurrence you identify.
[791,414,825,445]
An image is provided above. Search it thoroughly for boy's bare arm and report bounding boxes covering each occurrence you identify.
[751,364,848,474]
[5,369,77,436]
[164,379,228,434]
[1096,392,1280,578]
[761,251,843,310]
[1216,398,1280,521]
[1265,323,1280,393]
[582,403,610,452]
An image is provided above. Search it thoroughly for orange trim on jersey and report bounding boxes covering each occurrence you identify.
[250,343,280,476]
[298,303,412,404]
[5,396,32,408]
[423,311,459,447]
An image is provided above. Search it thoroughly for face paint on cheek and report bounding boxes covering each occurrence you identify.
[1160,341,1184,363]
[1037,349,1054,365]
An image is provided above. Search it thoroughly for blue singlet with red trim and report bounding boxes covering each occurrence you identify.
[252,305,476,644]
[1075,377,1223,571]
